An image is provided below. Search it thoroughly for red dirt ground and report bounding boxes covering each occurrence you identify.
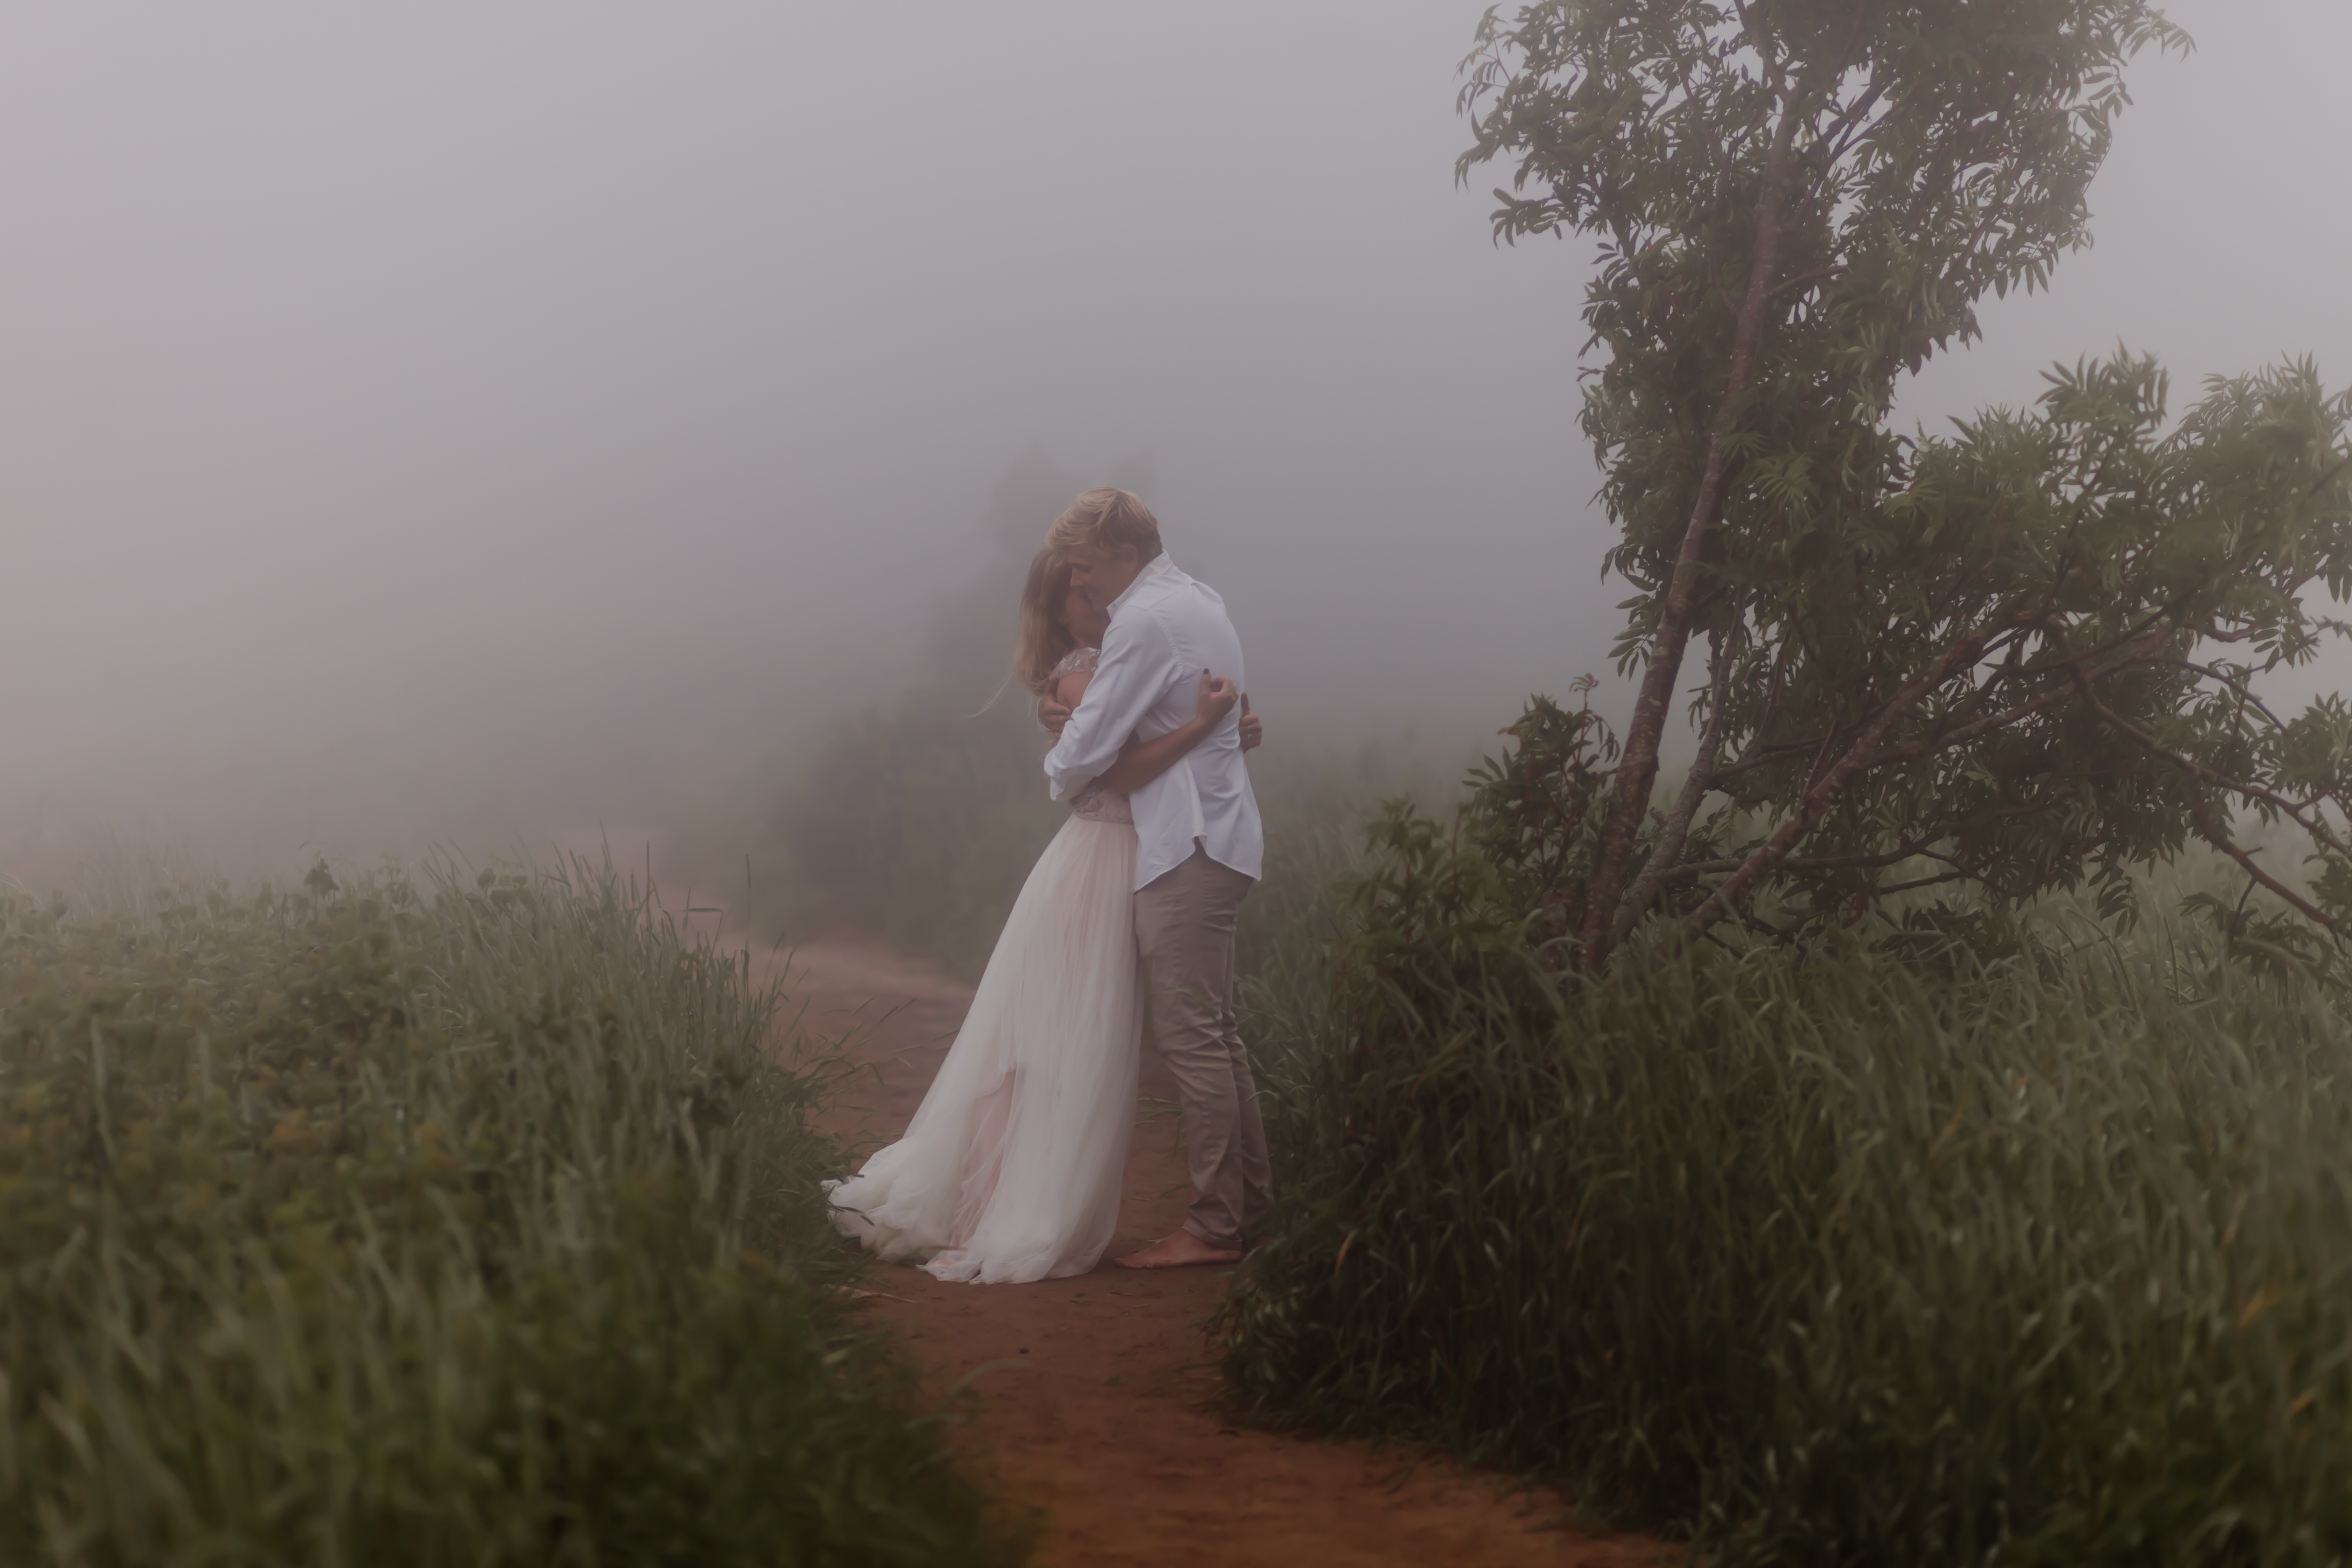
[758,932,1666,1568]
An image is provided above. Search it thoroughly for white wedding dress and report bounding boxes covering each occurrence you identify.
[825,653,1142,1283]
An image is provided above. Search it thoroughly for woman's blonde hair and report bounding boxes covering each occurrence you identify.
[1014,547,1078,695]
[1044,486,1162,564]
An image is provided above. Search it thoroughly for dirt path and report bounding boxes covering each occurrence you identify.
[750,930,1660,1568]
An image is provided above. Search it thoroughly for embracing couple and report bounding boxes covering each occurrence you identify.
[825,486,1270,1283]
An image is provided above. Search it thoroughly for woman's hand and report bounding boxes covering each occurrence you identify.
[1038,689,1073,736]
[1194,669,1239,729]
[1239,693,1262,752]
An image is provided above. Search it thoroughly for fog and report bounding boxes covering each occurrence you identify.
[3,1,2345,872]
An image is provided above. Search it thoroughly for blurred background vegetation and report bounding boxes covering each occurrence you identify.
[665,449,1450,980]
[668,448,1122,977]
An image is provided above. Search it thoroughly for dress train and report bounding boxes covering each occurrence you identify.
[825,810,1140,1283]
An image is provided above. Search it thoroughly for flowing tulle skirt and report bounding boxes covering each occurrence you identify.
[825,813,1141,1283]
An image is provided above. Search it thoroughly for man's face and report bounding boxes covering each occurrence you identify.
[1061,539,1142,610]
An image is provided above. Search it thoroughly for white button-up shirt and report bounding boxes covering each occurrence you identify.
[1043,553,1264,890]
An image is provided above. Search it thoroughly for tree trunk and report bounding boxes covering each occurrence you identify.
[1573,100,1805,971]
[1609,631,1733,944]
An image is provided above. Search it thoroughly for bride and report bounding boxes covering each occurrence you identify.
[825,548,1259,1283]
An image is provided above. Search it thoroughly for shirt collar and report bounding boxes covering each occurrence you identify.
[1106,551,1180,621]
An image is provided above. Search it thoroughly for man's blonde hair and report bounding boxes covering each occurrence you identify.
[1045,486,1163,564]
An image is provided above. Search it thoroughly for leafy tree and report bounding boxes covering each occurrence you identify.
[1456,0,2352,967]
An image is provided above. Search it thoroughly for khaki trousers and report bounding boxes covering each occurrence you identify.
[1133,847,1270,1251]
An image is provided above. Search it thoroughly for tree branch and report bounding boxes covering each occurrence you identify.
[1871,869,1976,897]
[1664,839,1961,882]
[1869,626,2175,766]
[1665,613,2019,956]
[2074,681,2352,866]
[1768,262,1847,302]
[2189,791,2340,936]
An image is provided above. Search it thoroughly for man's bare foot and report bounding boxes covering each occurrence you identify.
[1114,1230,1242,1269]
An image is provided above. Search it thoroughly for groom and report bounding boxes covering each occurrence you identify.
[1039,487,1269,1269]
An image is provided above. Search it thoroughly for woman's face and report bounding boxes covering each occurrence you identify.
[1061,585,1109,648]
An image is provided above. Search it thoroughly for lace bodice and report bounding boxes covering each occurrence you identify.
[1071,781,1133,824]
[1054,644,1132,825]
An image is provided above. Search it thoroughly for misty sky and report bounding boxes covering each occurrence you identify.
[3,1,2346,864]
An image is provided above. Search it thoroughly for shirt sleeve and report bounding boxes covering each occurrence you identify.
[1042,611,1181,800]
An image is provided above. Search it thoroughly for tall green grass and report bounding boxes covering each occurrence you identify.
[1222,807,2352,1566]
[0,856,1022,1565]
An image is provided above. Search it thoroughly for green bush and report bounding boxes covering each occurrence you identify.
[0,858,1023,1566]
[1222,795,2352,1566]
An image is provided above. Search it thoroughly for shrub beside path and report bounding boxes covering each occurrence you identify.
[761,929,1661,1568]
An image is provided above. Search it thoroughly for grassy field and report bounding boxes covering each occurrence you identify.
[0,854,1023,1566]
[1222,801,2352,1567]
